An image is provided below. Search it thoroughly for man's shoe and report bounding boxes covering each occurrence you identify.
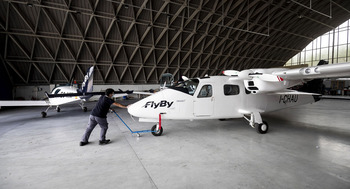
[80,141,88,146]
[99,139,111,145]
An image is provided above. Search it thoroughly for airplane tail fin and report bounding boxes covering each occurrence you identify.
[80,66,94,93]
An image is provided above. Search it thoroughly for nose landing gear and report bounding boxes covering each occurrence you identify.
[151,124,163,136]
[112,111,164,137]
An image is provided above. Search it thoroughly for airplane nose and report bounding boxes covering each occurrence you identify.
[127,103,141,117]
[127,104,135,116]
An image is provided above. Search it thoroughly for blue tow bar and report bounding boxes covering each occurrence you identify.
[113,111,154,135]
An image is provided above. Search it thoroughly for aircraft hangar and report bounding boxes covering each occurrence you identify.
[1,0,350,188]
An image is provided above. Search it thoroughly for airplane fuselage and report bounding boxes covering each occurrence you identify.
[49,86,85,106]
[51,86,79,95]
[128,76,319,122]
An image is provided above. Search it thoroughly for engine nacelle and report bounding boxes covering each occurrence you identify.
[244,79,301,94]
[238,70,253,80]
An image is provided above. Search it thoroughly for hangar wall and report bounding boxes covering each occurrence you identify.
[0,34,13,100]
[0,62,13,100]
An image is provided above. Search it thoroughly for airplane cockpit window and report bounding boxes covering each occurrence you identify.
[185,79,199,95]
[168,79,199,95]
[197,85,212,98]
[224,85,240,95]
[53,89,61,94]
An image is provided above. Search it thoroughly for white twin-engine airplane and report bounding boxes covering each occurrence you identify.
[128,62,350,135]
[0,66,104,118]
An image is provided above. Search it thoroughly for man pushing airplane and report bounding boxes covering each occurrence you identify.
[80,88,128,146]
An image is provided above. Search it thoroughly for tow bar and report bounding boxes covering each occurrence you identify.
[113,110,163,137]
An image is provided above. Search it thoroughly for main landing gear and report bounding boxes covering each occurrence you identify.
[243,112,269,134]
[79,102,88,112]
[41,106,51,118]
[41,106,59,118]
[41,104,87,118]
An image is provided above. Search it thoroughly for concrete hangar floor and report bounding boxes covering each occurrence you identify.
[0,99,349,189]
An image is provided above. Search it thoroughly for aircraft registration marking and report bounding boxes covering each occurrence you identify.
[279,94,298,104]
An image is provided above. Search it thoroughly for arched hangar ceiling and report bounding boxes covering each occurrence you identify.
[0,0,350,85]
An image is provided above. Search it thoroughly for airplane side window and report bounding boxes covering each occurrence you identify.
[197,85,212,98]
[224,85,239,95]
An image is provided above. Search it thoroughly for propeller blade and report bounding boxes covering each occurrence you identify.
[182,76,189,81]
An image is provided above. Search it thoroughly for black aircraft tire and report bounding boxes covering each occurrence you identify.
[57,107,60,112]
[83,107,87,112]
[41,112,47,118]
[255,121,268,134]
[151,125,163,136]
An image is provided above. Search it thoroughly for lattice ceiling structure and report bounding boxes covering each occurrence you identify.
[1,0,350,85]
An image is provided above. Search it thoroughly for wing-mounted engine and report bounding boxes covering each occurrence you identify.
[223,61,350,94]
[223,70,301,94]
[243,77,300,94]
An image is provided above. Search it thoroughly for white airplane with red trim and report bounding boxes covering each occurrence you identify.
[127,61,350,135]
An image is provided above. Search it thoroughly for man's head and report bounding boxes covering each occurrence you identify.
[105,88,115,96]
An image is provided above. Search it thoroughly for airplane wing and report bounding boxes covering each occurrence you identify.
[133,91,154,95]
[46,91,105,98]
[48,98,81,106]
[0,89,154,108]
[113,93,128,98]
[272,62,350,80]
[223,62,350,94]
[0,98,82,107]
[0,100,49,106]
[112,91,154,98]
[47,89,134,98]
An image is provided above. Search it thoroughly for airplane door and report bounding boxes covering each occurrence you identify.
[194,84,214,117]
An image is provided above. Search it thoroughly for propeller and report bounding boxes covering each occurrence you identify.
[182,76,189,81]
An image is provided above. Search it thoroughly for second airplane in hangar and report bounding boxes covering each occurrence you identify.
[127,61,350,135]
[0,66,131,118]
